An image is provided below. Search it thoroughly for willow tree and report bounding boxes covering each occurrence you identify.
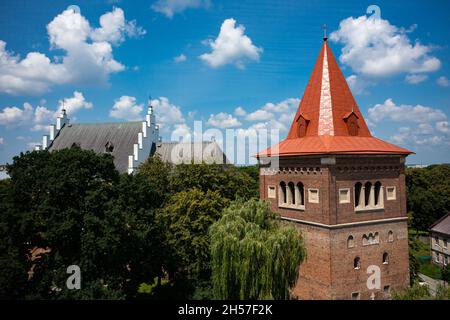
[209,199,306,300]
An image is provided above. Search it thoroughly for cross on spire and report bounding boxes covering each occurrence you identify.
[322,24,328,41]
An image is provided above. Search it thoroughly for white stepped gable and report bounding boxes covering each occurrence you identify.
[317,42,334,136]
[37,100,161,174]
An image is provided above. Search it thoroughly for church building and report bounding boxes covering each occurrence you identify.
[35,101,227,173]
[257,36,412,300]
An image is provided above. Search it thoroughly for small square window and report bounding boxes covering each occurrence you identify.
[351,292,360,300]
[308,189,319,203]
[386,187,396,200]
[339,188,350,204]
[384,285,390,293]
[267,186,276,199]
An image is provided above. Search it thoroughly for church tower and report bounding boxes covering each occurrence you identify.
[257,37,412,300]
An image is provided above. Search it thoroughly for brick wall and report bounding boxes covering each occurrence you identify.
[259,154,410,299]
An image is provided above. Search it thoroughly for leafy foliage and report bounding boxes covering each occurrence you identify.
[157,188,229,278]
[393,282,450,300]
[209,199,306,300]
[169,163,258,201]
[0,148,168,299]
[406,164,450,231]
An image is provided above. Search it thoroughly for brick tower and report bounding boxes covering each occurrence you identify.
[256,37,412,300]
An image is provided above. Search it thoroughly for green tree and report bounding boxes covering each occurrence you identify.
[442,264,450,283]
[169,163,257,201]
[393,282,450,300]
[2,148,168,299]
[406,164,450,231]
[209,199,306,300]
[157,188,229,279]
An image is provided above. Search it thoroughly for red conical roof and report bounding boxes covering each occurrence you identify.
[257,39,412,157]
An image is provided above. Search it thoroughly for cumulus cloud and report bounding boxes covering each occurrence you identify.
[330,15,440,82]
[368,98,446,124]
[234,106,247,116]
[207,112,241,128]
[152,0,210,18]
[200,18,262,69]
[91,8,145,44]
[0,7,145,95]
[58,91,93,115]
[437,76,450,87]
[368,98,450,148]
[405,74,428,85]
[174,54,187,63]
[151,97,185,132]
[0,103,33,127]
[245,109,273,122]
[110,96,143,121]
[31,91,93,131]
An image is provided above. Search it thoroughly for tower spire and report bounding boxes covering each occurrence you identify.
[147,94,153,114]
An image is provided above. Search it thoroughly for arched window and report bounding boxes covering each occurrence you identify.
[297,182,305,206]
[354,182,362,208]
[347,235,354,248]
[374,232,379,244]
[388,231,394,243]
[383,252,389,264]
[374,181,382,206]
[279,182,287,205]
[362,234,369,246]
[354,257,361,269]
[288,182,295,205]
[364,182,372,206]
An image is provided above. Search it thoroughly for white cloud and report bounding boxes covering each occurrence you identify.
[171,123,192,141]
[200,18,262,69]
[0,7,145,95]
[234,106,247,116]
[405,74,428,85]
[57,91,93,115]
[91,7,146,45]
[174,54,187,63]
[330,15,440,79]
[110,96,143,121]
[368,98,446,124]
[151,97,185,132]
[436,121,450,134]
[346,74,373,94]
[437,76,450,87]
[27,142,40,150]
[30,91,93,131]
[261,98,299,113]
[207,112,241,128]
[0,103,33,127]
[152,0,210,18]
[368,98,450,148]
[245,109,273,122]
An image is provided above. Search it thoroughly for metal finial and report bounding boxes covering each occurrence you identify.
[322,24,328,40]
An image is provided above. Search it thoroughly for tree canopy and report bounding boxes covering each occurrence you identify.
[406,164,450,231]
[209,199,306,300]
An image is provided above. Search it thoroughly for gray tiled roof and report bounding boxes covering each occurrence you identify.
[49,122,143,173]
[155,141,228,164]
[430,213,450,236]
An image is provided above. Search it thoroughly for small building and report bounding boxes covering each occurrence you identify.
[429,213,450,267]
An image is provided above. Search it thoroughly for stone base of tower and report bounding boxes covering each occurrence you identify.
[287,219,410,300]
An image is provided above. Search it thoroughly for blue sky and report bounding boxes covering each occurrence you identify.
[0,0,449,165]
